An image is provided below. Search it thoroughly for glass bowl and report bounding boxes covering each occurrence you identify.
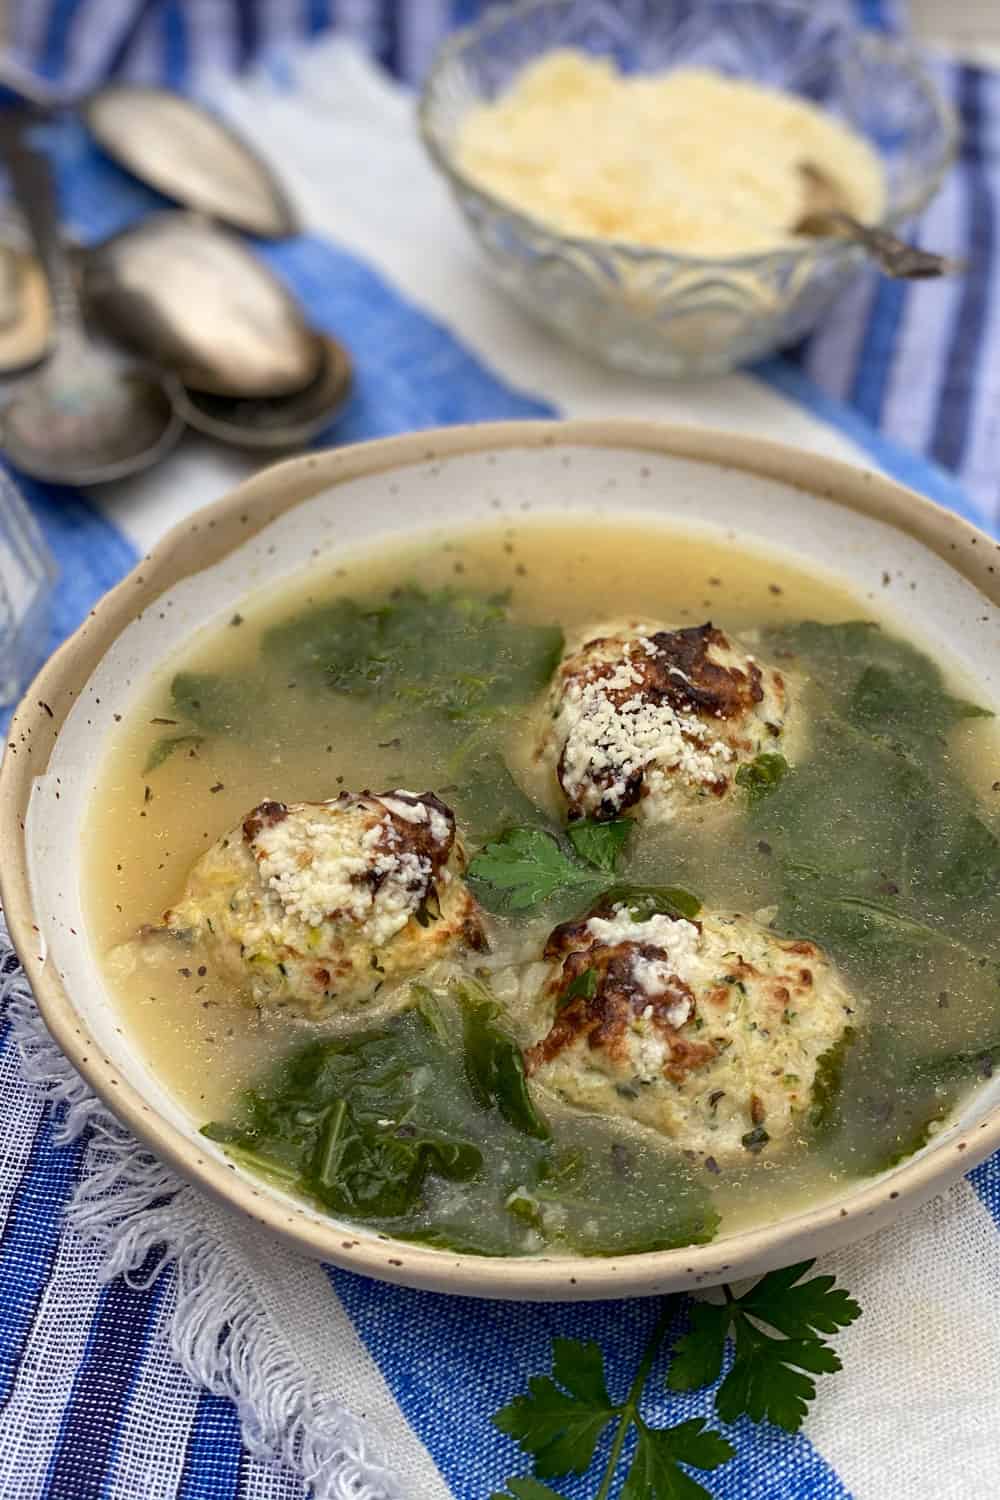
[418,0,957,378]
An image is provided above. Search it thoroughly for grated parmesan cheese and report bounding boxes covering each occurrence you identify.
[378,793,427,824]
[586,910,701,985]
[254,811,371,929]
[556,653,730,816]
[532,616,797,825]
[252,794,436,943]
[531,907,861,1159]
[456,54,885,256]
[632,971,693,1031]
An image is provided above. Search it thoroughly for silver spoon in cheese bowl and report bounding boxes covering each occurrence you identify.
[794,161,962,279]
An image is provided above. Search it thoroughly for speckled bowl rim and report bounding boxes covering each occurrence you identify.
[3,419,999,1302]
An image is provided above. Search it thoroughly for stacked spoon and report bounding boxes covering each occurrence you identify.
[0,85,353,484]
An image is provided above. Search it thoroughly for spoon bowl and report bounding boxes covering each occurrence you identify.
[174,334,352,451]
[0,242,52,374]
[0,118,184,485]
[84,85,298,240]
[1,335,183,485]
[83,214,322,399]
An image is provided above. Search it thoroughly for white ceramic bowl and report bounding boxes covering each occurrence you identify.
[3,421,999,1300]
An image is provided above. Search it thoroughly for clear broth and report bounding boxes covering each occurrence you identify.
[85,519,1000,1251]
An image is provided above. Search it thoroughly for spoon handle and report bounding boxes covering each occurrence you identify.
[838,214,964,280]
[797,207,963,280]
[0,117,82,330]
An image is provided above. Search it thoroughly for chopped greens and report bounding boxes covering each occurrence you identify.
[450,752,556,843]
[170,671,261,737]
[907,1039,1000,1088]
[201,1012,483,1220]
[181,584,1000,1261]
[204,988,717,1257]
[518,1144,719,1257]
[768,618,960,692]
[879,1112,946,1168]
[848,663,991,752]
[409,983,451,1044]
[767,618,991,758]
[162,586,563,756]
[745,618,1000,1148]
[460,985,550,1140]
[562,966,597,1002]
[143,732,205,774]
[262,583,563,728]
[809,1029,856,1135]
[734,751,789,801]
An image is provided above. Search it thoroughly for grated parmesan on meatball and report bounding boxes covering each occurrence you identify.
[154,790,486,1018]
[528,618,798,823]
[525,895,858,1160]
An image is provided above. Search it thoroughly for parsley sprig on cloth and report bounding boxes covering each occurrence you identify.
[492,1260,860,1498]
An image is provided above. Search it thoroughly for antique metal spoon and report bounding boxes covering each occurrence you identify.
[174,334,353,450]
[83,212,322,398]
[0,56,296,238]
[0,240,51,373]
[0,121,183,486]
[794,163,961,279]
[84,84,298,240]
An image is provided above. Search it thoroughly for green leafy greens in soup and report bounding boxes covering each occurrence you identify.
[89,521,1000,1257]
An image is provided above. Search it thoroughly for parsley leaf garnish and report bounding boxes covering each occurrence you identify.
[664,1302,730,1392]
[490,1481,569,1500]
[468,827,607,910]
[567,818,632,872]
[494,1265,860,1494]
[667,1260,861,1431]
[622,1421,736,1500]
[468,827,696,918]
[494,1309,733,1500]
[495,1337,617,1477]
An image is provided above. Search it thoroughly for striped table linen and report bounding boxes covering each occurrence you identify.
[0,10,999,1500]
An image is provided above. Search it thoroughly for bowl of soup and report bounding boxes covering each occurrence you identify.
[2,421,999,1300]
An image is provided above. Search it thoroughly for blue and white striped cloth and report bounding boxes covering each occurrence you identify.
[2,8,1000,1500]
